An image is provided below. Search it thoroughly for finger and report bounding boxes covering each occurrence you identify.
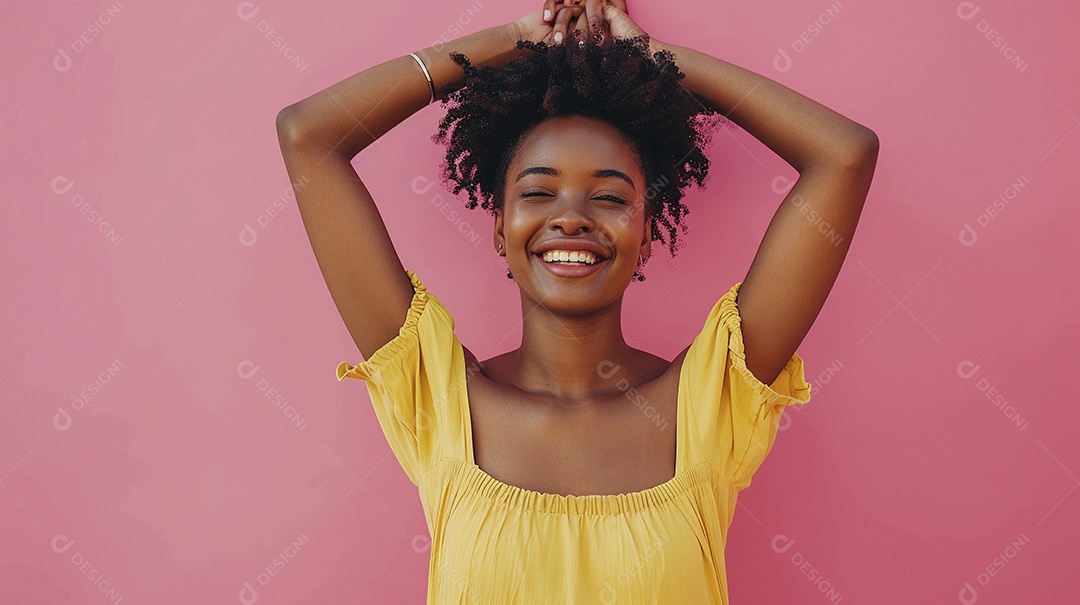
[563,2,585,19]
[587,0,604,28]
[543,0,556,22]
[571,10,588,30]
[569,2,587,28]
[607,0,628,13]
[584,0,606,38]
[570,11,588,39]
[553,6,573,43]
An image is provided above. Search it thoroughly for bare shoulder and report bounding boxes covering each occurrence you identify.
[460,344,494,392]
[638,348,684,403]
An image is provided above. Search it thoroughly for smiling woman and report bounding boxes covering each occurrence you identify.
[276,0,876,602]
[501,115,661,287]
[434,34,723,265]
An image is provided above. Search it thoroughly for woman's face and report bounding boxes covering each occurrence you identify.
[494,114,653,312]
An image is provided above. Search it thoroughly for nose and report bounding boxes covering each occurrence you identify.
[547,196,594,234]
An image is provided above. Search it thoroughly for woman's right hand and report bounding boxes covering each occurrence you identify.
[513,1,647,46]
[513,4,580,45]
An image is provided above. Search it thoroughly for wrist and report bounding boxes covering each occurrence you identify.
[504,21,533,61]
[506,20,524,47]
[647,36,668,57]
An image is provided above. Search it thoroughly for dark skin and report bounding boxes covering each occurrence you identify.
[485,115,658,401]
[277,1,877,496]
[466,4,681,494]
[465,114,683,495]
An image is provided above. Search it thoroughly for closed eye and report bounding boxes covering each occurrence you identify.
[521,191,628,205]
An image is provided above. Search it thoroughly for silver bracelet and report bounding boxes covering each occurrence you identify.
[408,52,436,105]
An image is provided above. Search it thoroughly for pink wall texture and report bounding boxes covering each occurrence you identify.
[2,0,1077,603]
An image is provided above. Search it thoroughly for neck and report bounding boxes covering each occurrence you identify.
[508,292,638,403]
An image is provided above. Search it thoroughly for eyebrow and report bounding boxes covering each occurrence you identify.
[514,166,636,190]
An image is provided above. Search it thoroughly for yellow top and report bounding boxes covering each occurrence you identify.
[337,270,812,604]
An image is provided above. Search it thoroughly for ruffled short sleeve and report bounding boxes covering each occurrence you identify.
[335,270,466,487]
[681,281,813,492]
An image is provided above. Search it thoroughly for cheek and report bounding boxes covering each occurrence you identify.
[501,206,544,244]
[608,206,646,240]
[593,223,637,252]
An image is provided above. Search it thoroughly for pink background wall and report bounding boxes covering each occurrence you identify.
[2,0,1077,603]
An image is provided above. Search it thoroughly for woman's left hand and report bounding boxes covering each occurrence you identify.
[543,0,650,44]
[600,0,650,41]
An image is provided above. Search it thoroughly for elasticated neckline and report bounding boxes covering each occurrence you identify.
[440,457,715,516]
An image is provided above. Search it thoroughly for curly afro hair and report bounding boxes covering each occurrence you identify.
[432,27,727,257]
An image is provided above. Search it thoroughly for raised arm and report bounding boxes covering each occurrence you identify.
[649,36,879,386]
[275,21,539,361]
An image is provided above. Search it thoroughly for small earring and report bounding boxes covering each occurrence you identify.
[499,243,513,279]
[632,254,647,282]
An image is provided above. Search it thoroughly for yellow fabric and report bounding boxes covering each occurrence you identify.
[337,270,813,604]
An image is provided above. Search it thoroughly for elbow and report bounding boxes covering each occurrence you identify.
[829,127,879,169]
[856,127,879,155]
[275,105,293,131]
[801,128,879,173]
[275,104,308,146]
[847,127,879,161]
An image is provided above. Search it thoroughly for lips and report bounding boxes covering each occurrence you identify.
[534,253,610,278]
[526,238,613,278]
[532,238,611,260]
[539,249,602,264]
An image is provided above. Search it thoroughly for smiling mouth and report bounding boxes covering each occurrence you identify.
[536,250,606,265]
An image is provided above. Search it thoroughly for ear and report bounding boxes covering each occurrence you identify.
[493,208,505,255]
[639,214,653,258]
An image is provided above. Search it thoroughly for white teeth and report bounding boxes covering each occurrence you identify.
[541,249,600,264]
